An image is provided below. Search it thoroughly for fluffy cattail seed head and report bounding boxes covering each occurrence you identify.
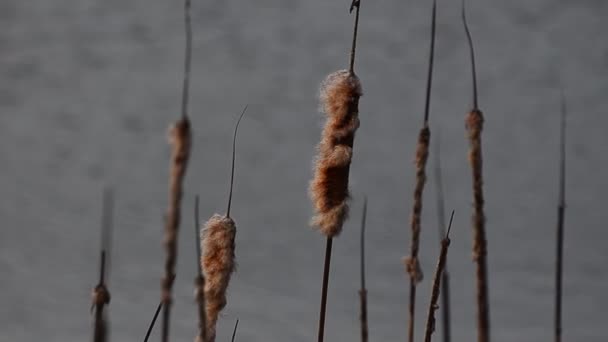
[310,70,362,238]
[200,214,236,342]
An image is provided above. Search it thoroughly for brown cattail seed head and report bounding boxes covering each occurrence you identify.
[201,214,236,342]
[310,70,362,238]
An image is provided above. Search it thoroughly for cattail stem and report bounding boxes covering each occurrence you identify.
[462,2,490,341]
[92,188,113,342]
[348,0,361,74]
[194,196,207,342]
[317,237,334,342]
[554,90,567,342]
[359,198,369,342]
[161,0,194,339]
[406,3,436,341]
[230,319,240,342]
[144,302,163,342]
[434,138,451,342]
[423,211,454,342]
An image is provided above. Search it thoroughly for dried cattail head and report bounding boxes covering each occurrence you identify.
[310,69,362,238]
[201,214,237,342]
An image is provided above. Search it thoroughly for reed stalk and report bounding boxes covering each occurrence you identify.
[359,198,369,342]
[144,302,163,342]
[200,108,247,342]
[462,2,490,341]
[554,89,567,342]
[92,188,113,342]
[405,2,436,342]
[423,211,454,342]
[194,196,207,342]
[434,136,451,342]
[230,319,240,342]
[160,0,193,340]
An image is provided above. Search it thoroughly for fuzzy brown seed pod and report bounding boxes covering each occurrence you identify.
[201,214,237,342]
[310,69,362,238]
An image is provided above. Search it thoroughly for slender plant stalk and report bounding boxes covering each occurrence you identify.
[359,198,369,342]
[230,319,240,342]
[405,2,436,342]
[317,238,334,342]
[144,302,163,342]
[423,211,455,342]
[554,89,567,342]
[434,136,451,342]
[201,108,247,342]
[462,2,490,341]
[160,0,193,340]
[312,2,363,342]
[194,196,207,342]
[92,188,113,342]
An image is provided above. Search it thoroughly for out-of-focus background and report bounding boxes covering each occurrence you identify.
[1,0,607,341]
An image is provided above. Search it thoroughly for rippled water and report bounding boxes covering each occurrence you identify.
[1,1,607,341]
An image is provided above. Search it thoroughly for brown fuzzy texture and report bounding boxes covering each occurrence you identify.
[161,116,192,341]
[423,235,451,342]
[201,214,237,342]
[404,126,430,342]
[310,70,362,238]
[466,109,490,342]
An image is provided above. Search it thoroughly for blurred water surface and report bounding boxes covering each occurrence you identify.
[1,0,607,341]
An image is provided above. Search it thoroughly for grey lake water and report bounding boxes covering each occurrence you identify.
[1,0,608,341]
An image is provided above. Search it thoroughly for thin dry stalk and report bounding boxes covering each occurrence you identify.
[311,2,363,342]
[92,188,113,342]
[434,136,451,342]
[404,2,436,342]
[160,0,194,339]
[230,319,240,342]
[554,90,567,342]
[423,211,454,342]
[462,2,490,341]
[359,198,369,342]
[144,302,163,342]
[200,108,247,342]
[194,196,207,342]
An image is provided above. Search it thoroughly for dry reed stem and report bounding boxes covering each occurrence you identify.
[554,89,567,342]
[359,198,369,342]
[462,1,490,340]
[92,188,113,342]
[194,196,207,342]
[201,214,237,342]
[230,319,240,342]
[144,302,163,342]
[434,136,451,342]
[161,116,192,342]
[310,70,362,238]
[423,211,454,342]
[405,3,436,341]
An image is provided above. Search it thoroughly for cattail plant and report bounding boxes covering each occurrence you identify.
[194,196,207,342]
[160,0,193,340]
[462,2,490,341]
[91,188,113,342]
[309,1,363,341]
[200,108,247,342]
[359,198,369,342]
[423,211,454,342]
[554,90,567,342]
[434,136,451,342]
[404,2,436,342]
